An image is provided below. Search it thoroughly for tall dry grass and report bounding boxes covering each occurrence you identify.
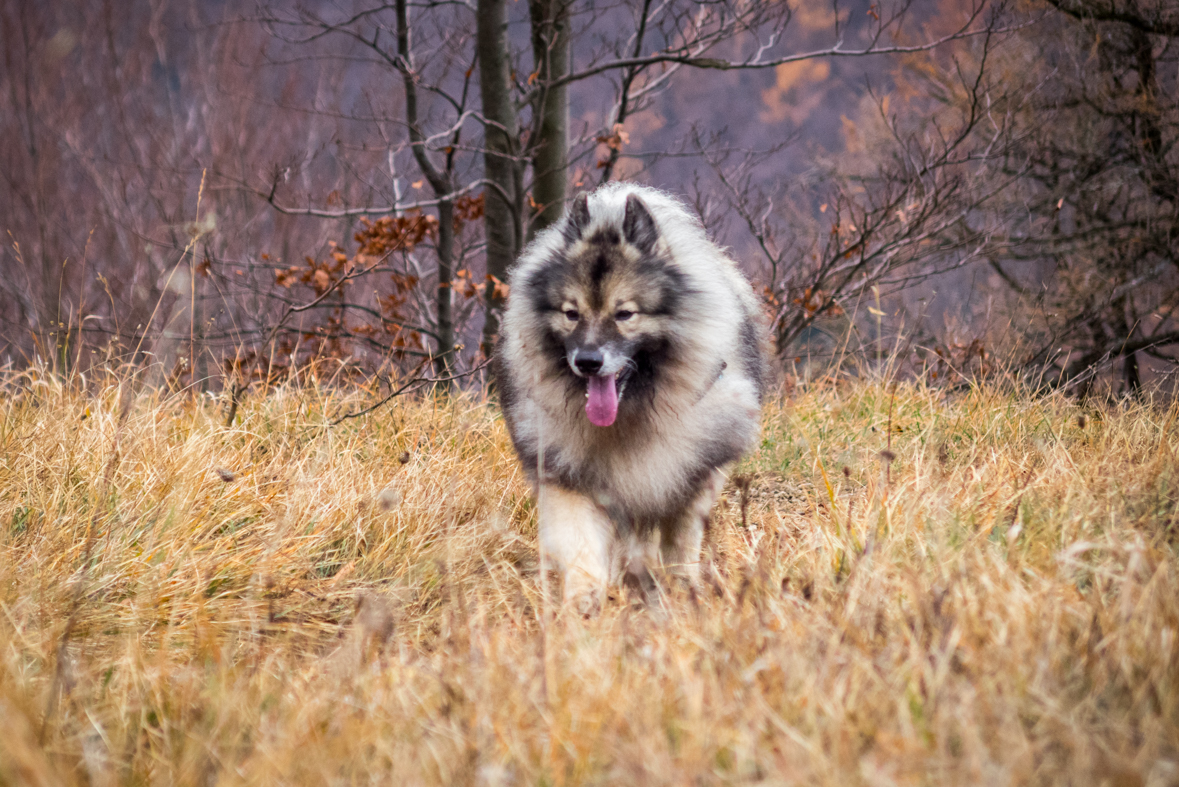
[1,367,1177,785]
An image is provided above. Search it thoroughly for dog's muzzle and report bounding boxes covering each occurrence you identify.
[574,349,604,376]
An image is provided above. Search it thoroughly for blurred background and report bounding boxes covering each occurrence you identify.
[2,0,1176,397]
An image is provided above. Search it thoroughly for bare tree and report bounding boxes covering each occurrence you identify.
[0,0,293,376]
[476,0,523,356]
[0,0,1042,395]
[695,15,1017,359]
[527,0,572,235]
[257,0,486,388]
[838,0,1179,392]
[995,0,1179,393]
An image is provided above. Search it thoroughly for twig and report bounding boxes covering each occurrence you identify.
[536,410,552,707]
[329,359,491,425]
[224,380,247,427]
[261,259,383,353]
[885,385,896,486]
[261,178,492,219]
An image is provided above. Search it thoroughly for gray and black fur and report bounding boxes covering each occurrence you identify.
[496,183,768,613]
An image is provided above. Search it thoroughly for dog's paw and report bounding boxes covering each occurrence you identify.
[623,559,658,607]
[565,586,603,617]
[572,590,602,618]
[563,571,605,617]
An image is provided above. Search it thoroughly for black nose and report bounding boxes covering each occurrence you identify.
[575,349,604,376]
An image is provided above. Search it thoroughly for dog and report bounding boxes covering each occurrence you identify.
[495,183,768,614]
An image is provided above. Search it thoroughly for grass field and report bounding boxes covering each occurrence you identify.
[2,368,1178,785]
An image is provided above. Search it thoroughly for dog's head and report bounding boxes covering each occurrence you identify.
[523,191,689,427]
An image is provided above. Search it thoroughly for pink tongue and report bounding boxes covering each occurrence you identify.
[585,374,618,427]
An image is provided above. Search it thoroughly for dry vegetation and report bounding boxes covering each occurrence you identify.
[2,369,1178,785]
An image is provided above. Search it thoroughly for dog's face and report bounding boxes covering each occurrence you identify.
[523,193,689,427]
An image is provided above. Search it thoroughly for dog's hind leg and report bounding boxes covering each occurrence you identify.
[538,486,613,616]
[660,468,727,584]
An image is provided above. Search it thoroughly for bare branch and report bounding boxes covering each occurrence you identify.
[262,178,488,218]
[330,358,491,424]
[541,5,1029,95]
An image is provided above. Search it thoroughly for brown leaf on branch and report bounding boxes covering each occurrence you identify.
[275,267,300,288]
[595,123,630,152]
[487,275,509,301]
[355,212,437,257]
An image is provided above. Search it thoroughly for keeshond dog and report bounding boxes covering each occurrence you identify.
[496,183,768,614]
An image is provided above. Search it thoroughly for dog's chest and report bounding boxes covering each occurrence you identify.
[549,412,701,512]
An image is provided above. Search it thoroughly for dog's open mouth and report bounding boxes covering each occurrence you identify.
[584,369,632,427]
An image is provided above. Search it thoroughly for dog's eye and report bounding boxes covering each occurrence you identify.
[615,310,635,321]
[563,309,580,321]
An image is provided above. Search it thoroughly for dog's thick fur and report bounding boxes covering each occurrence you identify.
[496,184,768,613]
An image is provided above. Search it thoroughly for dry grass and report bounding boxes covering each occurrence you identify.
[2,368,1178,786]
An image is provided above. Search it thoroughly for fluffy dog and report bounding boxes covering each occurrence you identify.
[496,183,768,614]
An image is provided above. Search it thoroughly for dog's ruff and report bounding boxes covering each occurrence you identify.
[496,183,768,613]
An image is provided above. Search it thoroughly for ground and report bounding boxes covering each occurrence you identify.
[2,369,1177,785]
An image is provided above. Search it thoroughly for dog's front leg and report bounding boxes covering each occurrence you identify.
[660,468,727,584]
[538,485,614,616]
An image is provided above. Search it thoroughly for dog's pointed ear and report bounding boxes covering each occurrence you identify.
[562,192,591,244]
[622,193,658,254]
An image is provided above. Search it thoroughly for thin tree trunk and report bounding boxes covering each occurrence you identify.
[396,0,455,390]
[528,0,571,238]
[476,0,521,356]
[1124,350,1140,397]
[1130,28,1175,202]
[436,198,455,382]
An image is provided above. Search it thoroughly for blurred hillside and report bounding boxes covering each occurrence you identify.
[2,0,1177,396]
